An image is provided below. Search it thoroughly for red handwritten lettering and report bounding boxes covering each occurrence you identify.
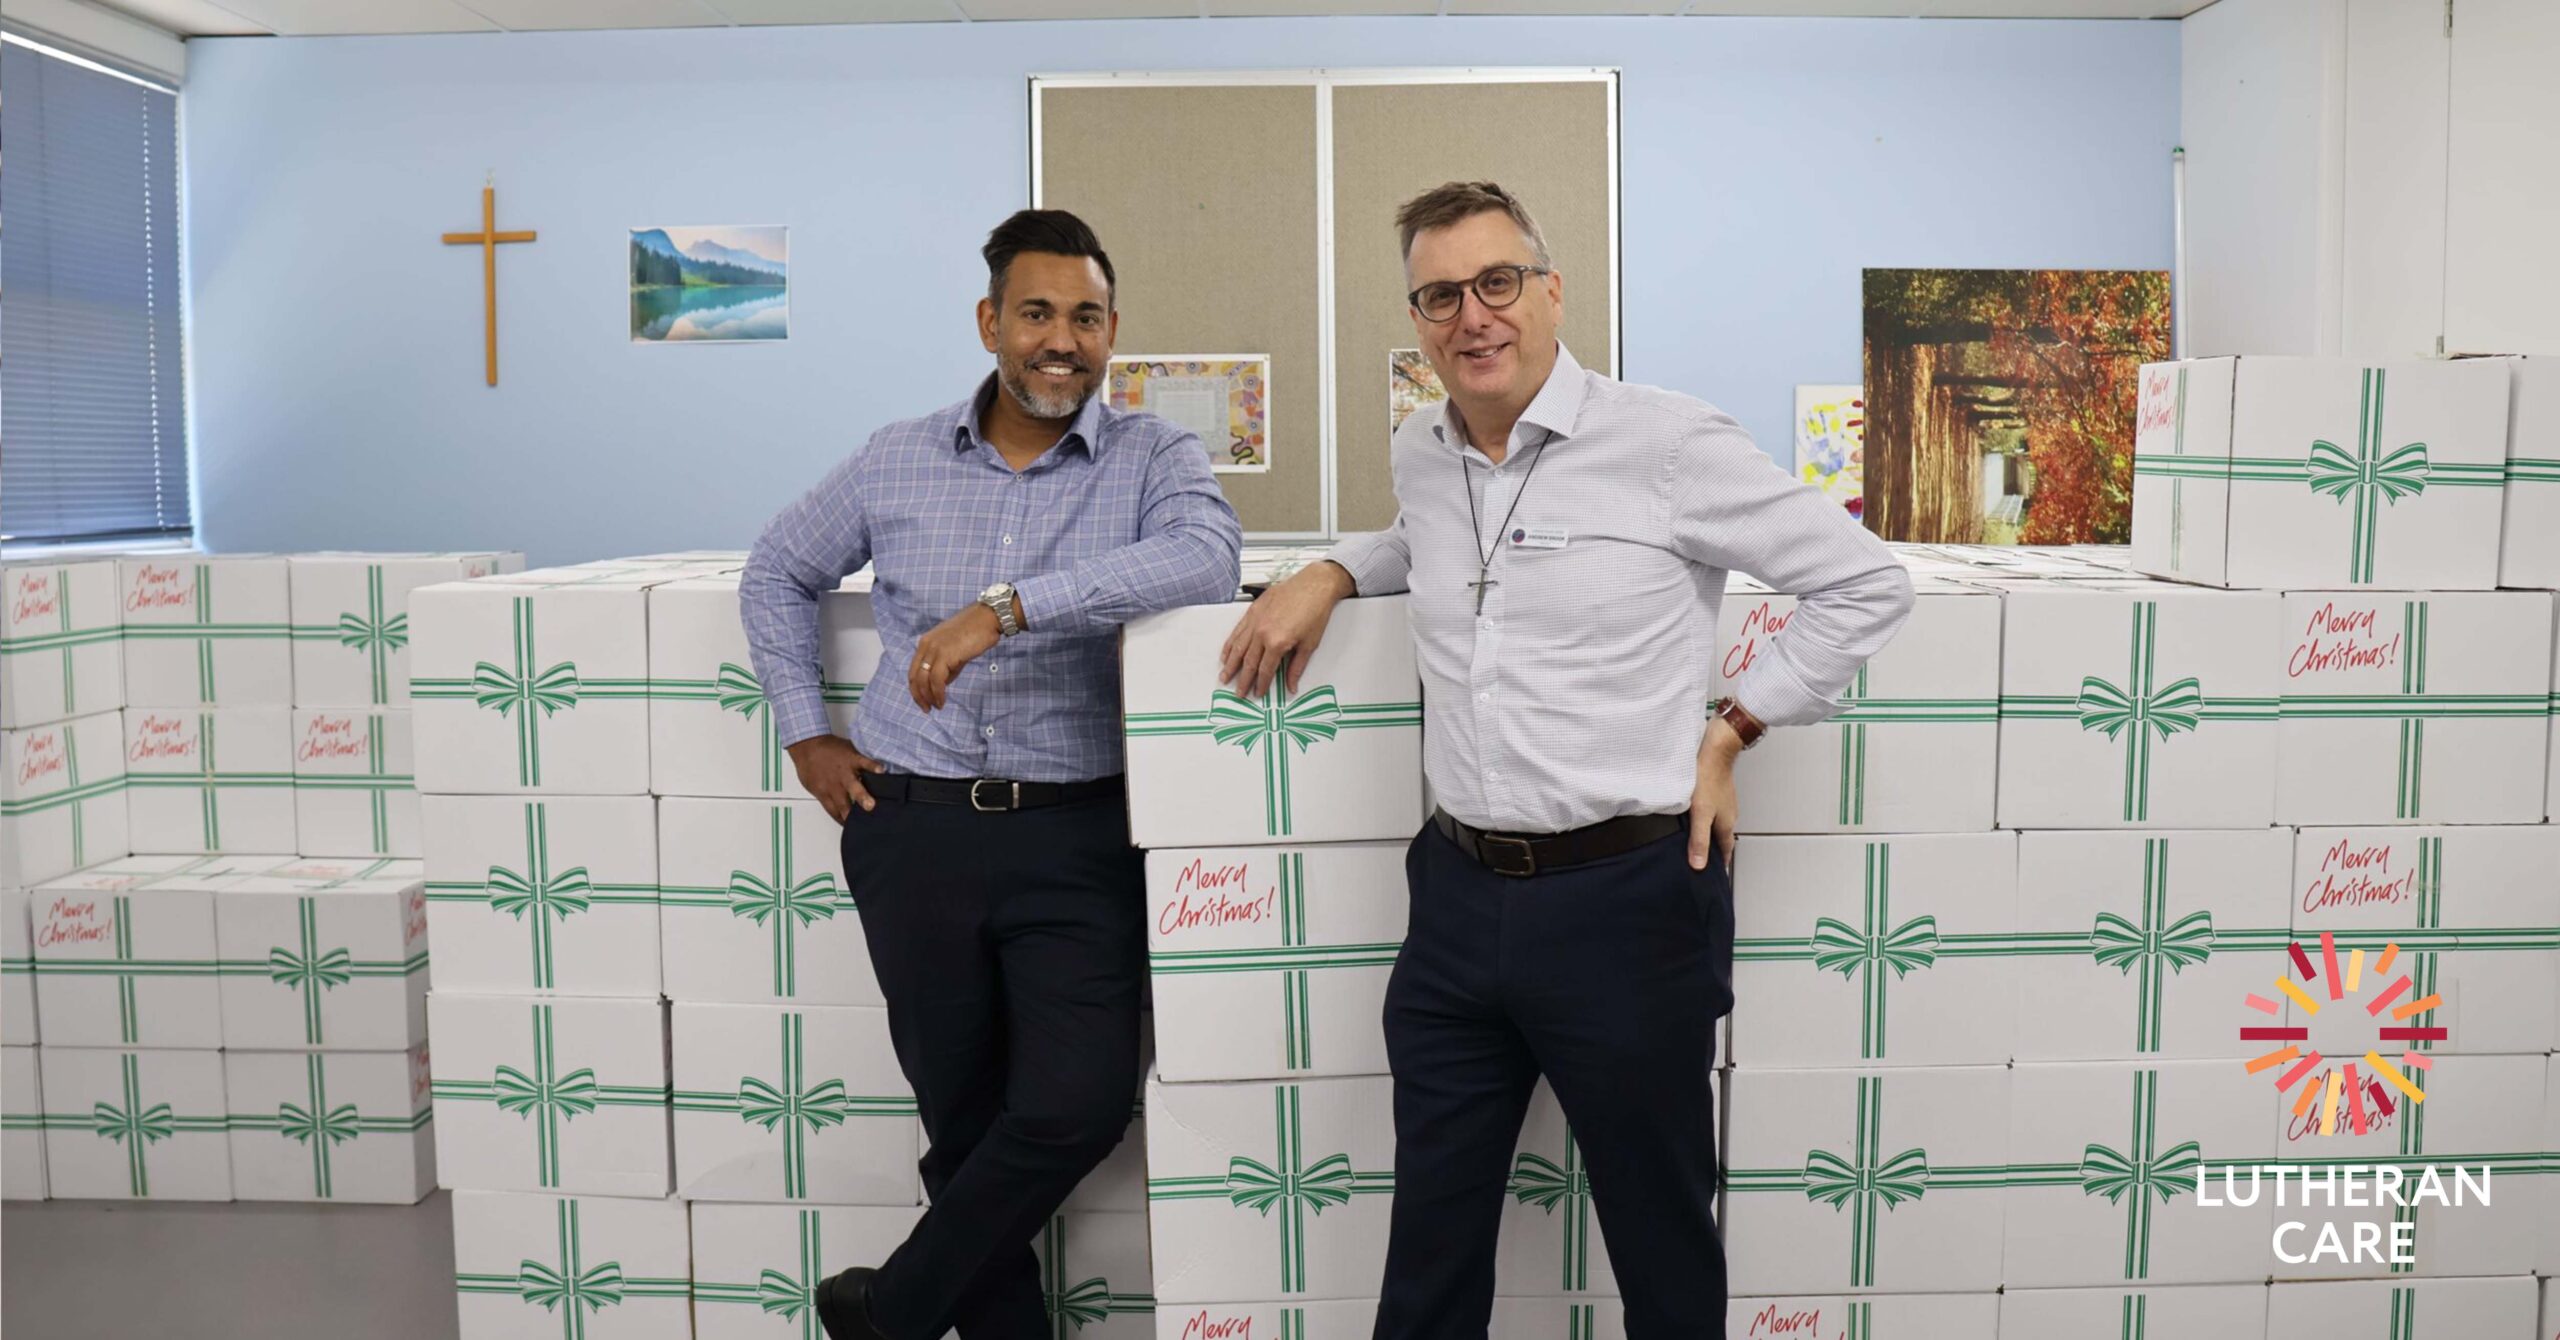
[2303,840,2413,914]
[125,563,191,613]
[16,732,66,787]
[1178,1313,1250,1340]
[2289,603,2398,678]
[404,888,429,945]
[2137,367,2178,434]
[128,714,196,765]
[35,898,113,950]
[2283,1066,2401,1143]
[1158,888,1277,936]
[1724,602,1791,681]
[1749,1304,1825,1338]
[10,573,58,626]
[298,714,370,763]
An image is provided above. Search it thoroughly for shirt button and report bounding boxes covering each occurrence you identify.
[1002,535,1014,545]
[982,725,996,738]
[988,663,1000,674]
[1478,618,1493,631]
[1477,691,1491,703]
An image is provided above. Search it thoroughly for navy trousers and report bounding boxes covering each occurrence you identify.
[1373,818,1734,1340]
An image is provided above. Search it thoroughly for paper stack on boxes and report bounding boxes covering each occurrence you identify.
[1,549,519,1209]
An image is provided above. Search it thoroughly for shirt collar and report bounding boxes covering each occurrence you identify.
[959,372,1106,460]
[1431,341,1588,453]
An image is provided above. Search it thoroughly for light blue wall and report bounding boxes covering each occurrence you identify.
[182,16,2178,564]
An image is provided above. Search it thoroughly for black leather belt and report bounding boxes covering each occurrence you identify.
[867,773,1126,813]
[1432,807,1686,879]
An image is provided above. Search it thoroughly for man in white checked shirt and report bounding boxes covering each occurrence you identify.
[1224,182,1913,1337]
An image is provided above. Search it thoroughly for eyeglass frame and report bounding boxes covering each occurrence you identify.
[1406,264,1554,324]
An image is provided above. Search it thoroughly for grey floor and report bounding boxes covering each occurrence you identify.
[3,1191,458,1339]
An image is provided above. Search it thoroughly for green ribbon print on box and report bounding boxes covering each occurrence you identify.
[43,1053,228,1196]
[1039,1216,1154,1336]
[1825,665,1998,828]
[423,802,657,990]
[2087,840,2214,1055]
[2132,368,2506,584]
[692,1208,834,1339]
[1508,1132,1597,1292]
[1124,673,1421,838]
[429,1002,668,1189]
[0,567,116,715]
[120,564,295,703]
[1,726,124,868]
[2002,1070,2200,1283]
[325,565,410,705]
[227,1053,431,1198]
[1723,1074,2005,1288]
[292,712,410,854]
[662,805,853,999]
[455,1198,689,1340]
[123,712,296,850]
[1146,853,1400,1072]
[671,1010,915,1200]
[1146,1084,1393,1294]
[1999,601,2277,822]
[651,661,791,792]
[32,893,226,1044]
[237,891,429,1046]
[2278,601,2544,820]
[410,596,650,787]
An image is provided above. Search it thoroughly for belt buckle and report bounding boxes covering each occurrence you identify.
[969,779,1022,813]
[1480,833,1537,879]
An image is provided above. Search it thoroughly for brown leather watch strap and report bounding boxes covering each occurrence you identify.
[1713,696,1768,750]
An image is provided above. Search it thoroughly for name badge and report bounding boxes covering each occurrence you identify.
[1509,524,1569,551]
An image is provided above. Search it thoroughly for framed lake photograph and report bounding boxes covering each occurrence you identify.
[630,224,789,342]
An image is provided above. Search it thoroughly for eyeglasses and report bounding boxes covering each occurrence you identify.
[1407,264,1552,323]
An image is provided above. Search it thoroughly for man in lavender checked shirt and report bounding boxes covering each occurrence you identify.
[740,209,1242,1340]
[1226,182,1913,1338]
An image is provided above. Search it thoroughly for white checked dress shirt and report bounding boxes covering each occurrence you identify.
[1327,343,1914,835]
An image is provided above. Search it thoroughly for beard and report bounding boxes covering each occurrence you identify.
[997,349,1095,420]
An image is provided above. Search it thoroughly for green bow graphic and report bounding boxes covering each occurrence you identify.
[334,564,412,704]
[93,1098,178,1147]
[736,1077,851,1132]
[518,1259,626,1314]
[267,896,356,1046]
[1048,1276,1113,1330]
[2306,438,2429,503]
[2073,675,2204,742]
[1210,683,1342,838]
[468,597,580,786]
[2089,911,2214,974]
[1509,1135,1598,1292]
[278,1100,362,1148]
[1225,1151,1357,1215]
[1802,1146,1932,1211]
[726,807,843,998]
[2077,1139,2203,1205]
[488,865,596,919]
[756,1268,814,1318]
[716,662,789,791]
[1808,915,1940,978]
[493,1065,602,1120]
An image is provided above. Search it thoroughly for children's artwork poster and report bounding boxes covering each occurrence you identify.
[1106,356,1270,473]
[1794,385,1866,520]
[1390,349,1447,434]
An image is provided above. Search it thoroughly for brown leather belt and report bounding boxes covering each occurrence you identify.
[1431,807,1686,879]
[867,773,1125,813]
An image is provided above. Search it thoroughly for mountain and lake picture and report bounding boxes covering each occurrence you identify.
[630,225,789,342]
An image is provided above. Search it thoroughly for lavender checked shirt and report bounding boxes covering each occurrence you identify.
[740,374,1243,783]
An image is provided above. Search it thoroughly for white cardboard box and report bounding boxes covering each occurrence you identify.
[2288,826,2560,1057]
[1995,1284,2266,1340]
[657,797,873,1006]
[224,1045,435,1203]
[0,561,123,729]
[1727,1293,2003,1340]
[1153,1301,1377,1339]
[423,795,661,997]
[1730,832,2018,1068]
[2266,1276,2537,1339]
[411,578,661,795]
[2131,357,2513,590]
[689,1202,932,1340]
[2548,613,2560,823]
[428,992,671,1198]
[670,1002,917,1205]
[289,552,521,708]
[647,576,866,800]
[1145,843,1404,1082]
[2002,1061,2276,1288]
[1495,1081,1620,1298]
[453,1190,694,1340]
[122,706,299,854]
[2496,358,2560,590]
[1123,597,1424,849]
[118,555,295,707]
[1996,583,2281,829]
[2013,829,2298,1062]
[0,711,129,888]
[1144,1073,1396,1304]
[1038,1210,1155,1340]
[1723,1065,2009,1295]
[30,867,225,1049]
[215,868,430,1050]
[2,887,34,1045]
[39,1046,232,1200]
[3,1045,45,1200]
[2263,1054,2542,1281]
[1712,580,2002,834]
[2543,1057,2560,1278]
[291,708,420,858]
[820,586,882,742]
[2275,592,2552,825]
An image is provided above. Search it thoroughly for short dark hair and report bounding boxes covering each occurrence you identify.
[982,209,1117,310]
[1393,181,1552,272]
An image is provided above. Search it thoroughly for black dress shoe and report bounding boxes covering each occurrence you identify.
[813,1265,891,1340]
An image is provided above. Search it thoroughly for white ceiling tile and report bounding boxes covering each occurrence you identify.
[705,0,956,21]
[1678,1,1927,15]
[462,0,729,29]
[1917,0,2176,15]
[1445,0,1680,14]
[957,0,1196,18]
[209,0,499,33]
[89,0,272,35]
[1203,0,1433,14]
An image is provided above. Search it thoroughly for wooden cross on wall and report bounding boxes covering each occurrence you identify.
[441,177,536,386]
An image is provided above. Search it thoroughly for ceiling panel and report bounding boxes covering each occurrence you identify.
[1678,0,1924,13]
[1918,0,2199,15]
[1445,0,1682,13]
[206,0,501,33]
[957,0,1196,15]
[463,0,729,28]
[93,0,272,35]
[705,0,956,21]
[1203,0,1434,15]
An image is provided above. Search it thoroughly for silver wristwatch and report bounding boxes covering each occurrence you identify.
[979,581,1023,637]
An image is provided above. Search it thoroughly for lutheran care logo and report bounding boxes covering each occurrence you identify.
[2197,929,2493,1270]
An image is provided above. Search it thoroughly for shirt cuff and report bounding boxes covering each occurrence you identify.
[1323,535,1404,597]
[1726,653,1840,730]
[1012,571,1090,637]
[769,688,835,751]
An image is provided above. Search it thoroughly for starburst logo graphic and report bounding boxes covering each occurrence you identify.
[2236,930,2445,1137]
